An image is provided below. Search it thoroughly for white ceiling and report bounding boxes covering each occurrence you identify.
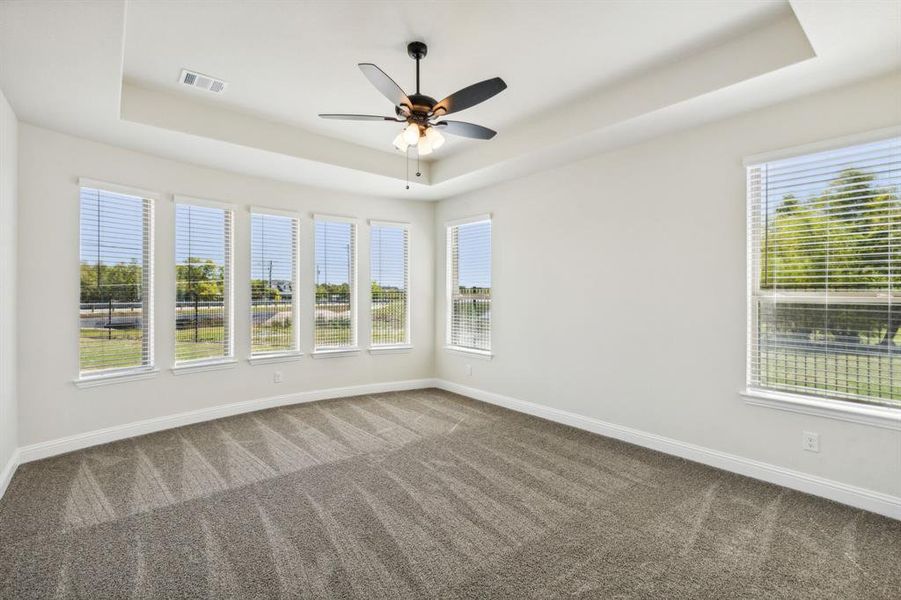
[122,0,785,157]
[1,1,899,201]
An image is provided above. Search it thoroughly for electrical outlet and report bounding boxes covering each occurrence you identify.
[466,364,472,376]
[273,371,283,384]
[802,431,819,453]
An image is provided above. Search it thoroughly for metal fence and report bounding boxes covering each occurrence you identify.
[371,290,407,345]
[251,298,294,353]
[315,292,352,347]
[450,297,491,350]
[80,301,143,338]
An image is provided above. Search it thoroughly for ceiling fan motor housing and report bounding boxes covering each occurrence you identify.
[397,93,437,124]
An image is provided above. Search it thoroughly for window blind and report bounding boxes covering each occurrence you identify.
[175,203,233,363]
[370,223,410,346]
[79,187,153,375]
[748,136,901,407]
[315,218,356,349]
[447,218,491,351]
[250,212,298,355]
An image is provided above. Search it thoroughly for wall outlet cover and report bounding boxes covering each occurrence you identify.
[802,431,819,453]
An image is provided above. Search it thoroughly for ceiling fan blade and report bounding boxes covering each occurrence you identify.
[319,114,401,121]
[432,77,507,117]
[358,63,412,109]
[434,120,497,140]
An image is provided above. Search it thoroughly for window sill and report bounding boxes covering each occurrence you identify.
[74,368,159,388]
[171,359,238,375]
[312,348,361,359]
[247,352,304,365]
[444,346,493,360]
[740,388,901,431]
[368,345,413,355]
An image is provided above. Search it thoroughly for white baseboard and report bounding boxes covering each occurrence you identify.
[0,447,19,499]
[7,377,899,521]
[434,379,901,521]
[16,378,437,466]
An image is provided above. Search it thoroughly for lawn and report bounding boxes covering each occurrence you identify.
[760,350,901,405]
[80,301,408,370]
[79,328,144,371]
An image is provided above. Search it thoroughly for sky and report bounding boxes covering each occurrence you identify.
[175,203,228,268]
[370,225,407,289]
[456,220,491,288]
[79,188,146,265]
[762,137,900,209]
[251,212,295,282]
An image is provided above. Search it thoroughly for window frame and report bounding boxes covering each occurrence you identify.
[312,214,359,356]
[369,219,412,350]
[171,195,235,371]
[75,179,158,386]
[248,206,302,361]
[742,128,901,429]
[445,214,493,358]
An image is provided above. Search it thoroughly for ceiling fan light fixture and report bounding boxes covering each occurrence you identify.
[425,126,445,149]
[403,122,421,146]
[393,132,408,152]
[319,42,506,184]
[417,135,433,156]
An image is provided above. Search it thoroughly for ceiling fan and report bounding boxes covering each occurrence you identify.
[319,41,506,156]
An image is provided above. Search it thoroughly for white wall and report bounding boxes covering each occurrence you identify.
[434,71,901,499]
[16,124,434,447]
[0,88,17,473]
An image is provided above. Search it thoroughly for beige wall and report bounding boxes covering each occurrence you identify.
[434,71,901,498]
[16,124,435,446]
[0,88,17,471]
[9,70,901,507]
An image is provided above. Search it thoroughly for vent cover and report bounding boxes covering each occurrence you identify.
[179,69,227,94]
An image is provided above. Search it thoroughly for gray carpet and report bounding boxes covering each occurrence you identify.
[0,389,898,599]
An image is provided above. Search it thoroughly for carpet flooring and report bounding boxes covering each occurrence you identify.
[0,388,898,599]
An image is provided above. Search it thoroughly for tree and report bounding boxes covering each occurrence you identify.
[762,167,901,346]
[80,261,142,303]
[315,282,349,296]
[176,257,224,300]
[251,279,282,301]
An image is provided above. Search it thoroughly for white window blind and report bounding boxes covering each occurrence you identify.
[314,218,356,350]
[79,187,153,375]
[175,202,233,363]
[370,222,410,346]
[748,136,901,407]
[447,218,491,352]
[250,212,299,355]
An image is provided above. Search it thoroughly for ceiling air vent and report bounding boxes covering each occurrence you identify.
[179,69,227,94]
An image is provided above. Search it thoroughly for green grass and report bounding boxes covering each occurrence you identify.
[81,302,409,369]
[79,328,143,371]
[761,350,901,404]
[175,327,228,362]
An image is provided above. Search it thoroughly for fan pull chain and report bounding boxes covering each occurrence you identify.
[405,146,410,190]
[416,153,421,178]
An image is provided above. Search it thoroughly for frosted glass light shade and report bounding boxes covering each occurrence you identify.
[425,126,445,149]
[417,135,433,156]
[403,123,420,145]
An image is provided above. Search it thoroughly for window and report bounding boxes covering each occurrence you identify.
[175,201,233,364]
[314,217,356,350]
[79,186,153,376]
[447,216,491,353]
[748,136,901,407]
[370,222,410,347]
[250,211,299,356]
